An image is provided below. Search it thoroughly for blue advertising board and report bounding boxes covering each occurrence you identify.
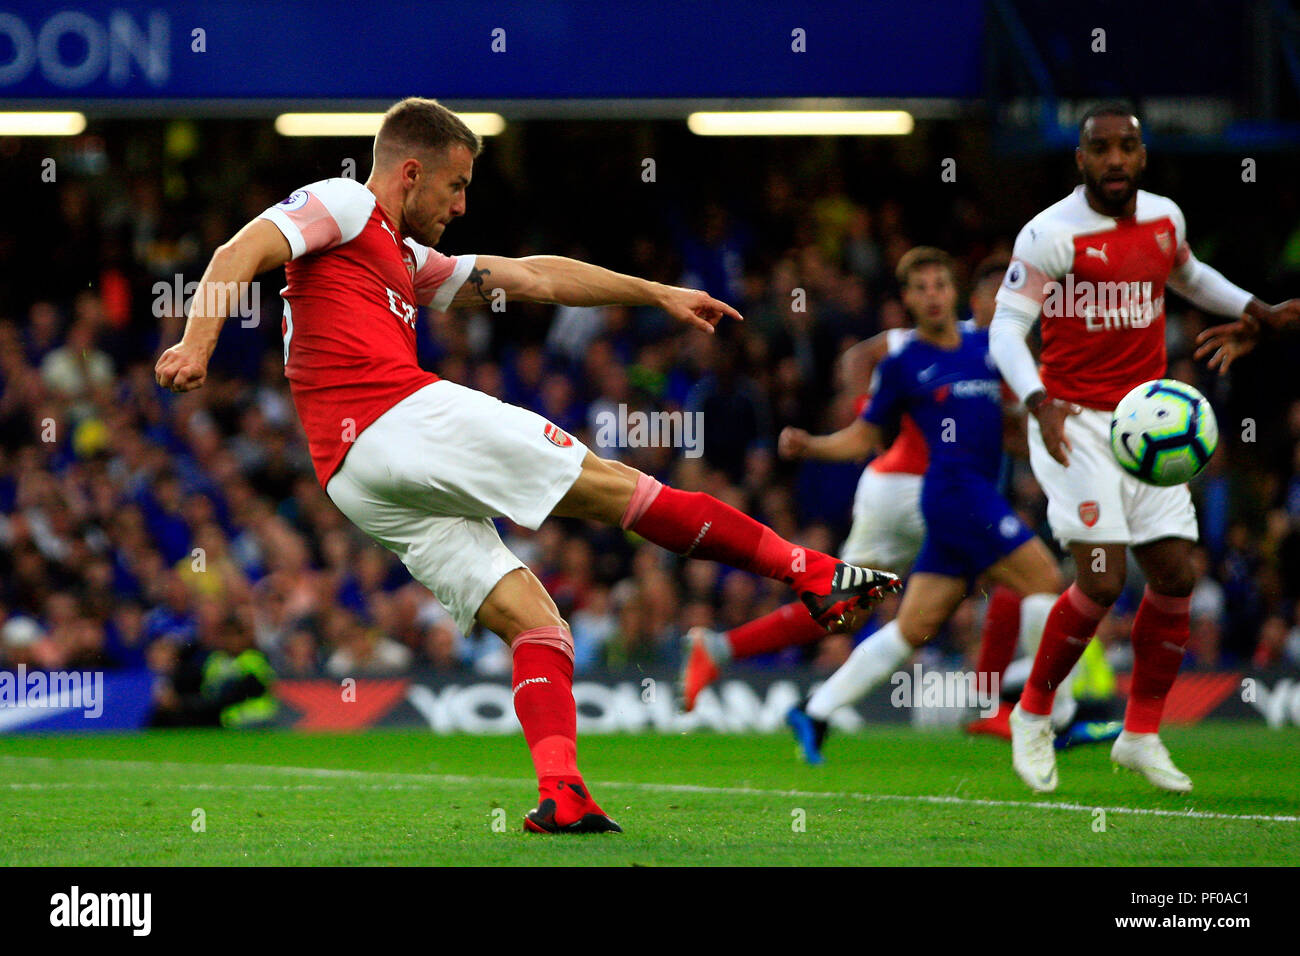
[0,669,155,732]
[0,1,984,101]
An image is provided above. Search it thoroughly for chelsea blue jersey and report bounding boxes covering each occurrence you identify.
[861,326,1006,482]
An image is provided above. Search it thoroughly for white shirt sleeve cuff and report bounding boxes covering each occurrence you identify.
[430,253,478,312]
[258,208,307,260]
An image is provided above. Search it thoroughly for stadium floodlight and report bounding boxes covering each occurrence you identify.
[0,112,87,135]
[275,112,506,137]
[686,110,914,136]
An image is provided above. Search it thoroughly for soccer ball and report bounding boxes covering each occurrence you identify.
[1109,379,1218,486]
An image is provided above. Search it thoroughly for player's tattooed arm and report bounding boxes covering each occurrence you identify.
[447,255,740,335]
[466,265,494,304]
[449,255,542,307]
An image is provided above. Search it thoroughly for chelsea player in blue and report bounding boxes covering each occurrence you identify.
[780,248,1064,763]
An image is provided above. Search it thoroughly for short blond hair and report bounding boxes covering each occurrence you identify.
[374,97,482,167]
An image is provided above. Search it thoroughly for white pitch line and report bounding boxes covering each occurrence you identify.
[1,755,1296,825]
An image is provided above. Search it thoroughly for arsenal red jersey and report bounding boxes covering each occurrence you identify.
[258,179,476,485]
[996,186,1189,410]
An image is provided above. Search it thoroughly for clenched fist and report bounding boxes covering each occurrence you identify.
[155,342,210,393]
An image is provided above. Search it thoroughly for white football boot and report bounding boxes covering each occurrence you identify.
[1009,702,1059,793]
[1110,731,1193,793]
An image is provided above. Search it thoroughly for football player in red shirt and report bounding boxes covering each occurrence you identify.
[990,103,1300,793]
[156,97,899,833]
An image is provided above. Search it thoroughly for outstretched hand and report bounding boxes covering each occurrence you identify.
[1193,316,1258,375]
[657,285,743,334]
[1195,300,1300,376]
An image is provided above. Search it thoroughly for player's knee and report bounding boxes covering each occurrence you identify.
[478,568,565,640]
[896,617,938,647]
[1074,570,1124,609]
[561,453,640,524]
[599,454,642,484]
[586,452,639,489]
[506,596,566,638]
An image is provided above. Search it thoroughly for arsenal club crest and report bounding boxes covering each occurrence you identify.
[1155,229,1173,255]
[1078,500,1100,527]
[544,423,573,447]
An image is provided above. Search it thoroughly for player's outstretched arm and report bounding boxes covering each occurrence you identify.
[780,419,880,463]
[1194,298,1300,375]
[449,254,742,334]
[155,219,291,393]
[1167,240,1300,374]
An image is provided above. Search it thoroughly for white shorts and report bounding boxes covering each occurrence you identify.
[839,468,926,573]
[325,379,589,634]
[1027,407,1198,547]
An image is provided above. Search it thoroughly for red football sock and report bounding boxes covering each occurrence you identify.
[975,585,1022,689]
[1125,586,1191,734]
[622,474,837,591]
[511,631,579,785]
[726,601,827,660]
[1020,584,1107,717]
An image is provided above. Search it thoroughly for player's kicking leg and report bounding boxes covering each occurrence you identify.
[510,450,894,831]
[553,453,902,628]
[476,568,624,833]
[676,474,920,712]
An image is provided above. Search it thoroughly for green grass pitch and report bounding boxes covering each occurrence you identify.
[1,724,1296,866]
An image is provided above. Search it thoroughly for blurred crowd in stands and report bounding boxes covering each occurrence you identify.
[2,120,1300,694]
